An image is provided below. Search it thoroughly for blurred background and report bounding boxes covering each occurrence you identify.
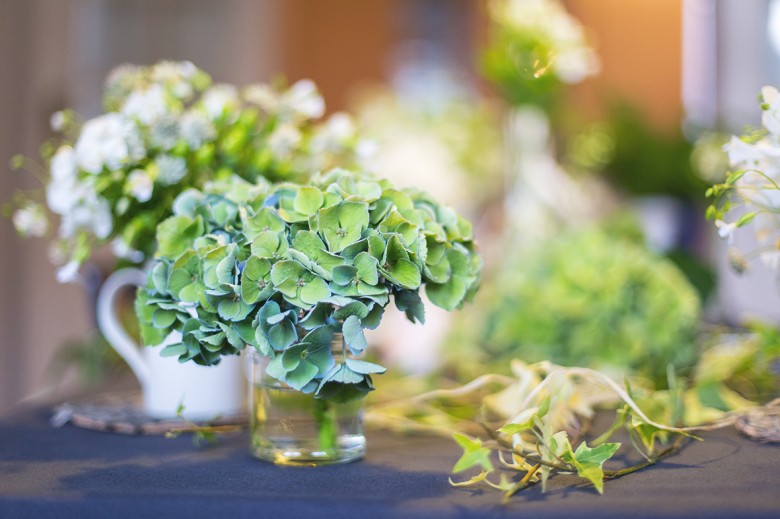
[2,0,780,415]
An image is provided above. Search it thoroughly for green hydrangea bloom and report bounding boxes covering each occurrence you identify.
[137,169,482,402]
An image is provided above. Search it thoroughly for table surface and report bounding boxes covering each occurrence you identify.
[1,405,779,519]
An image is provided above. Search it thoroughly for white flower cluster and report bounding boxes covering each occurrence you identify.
[491,0,600,84]
[12,61,369,283]
[718,85,780,268]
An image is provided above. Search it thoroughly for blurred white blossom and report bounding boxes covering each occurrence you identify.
[121,84,168,125]
[126,169,154,202]
[155,155,187,185]
[74,113,144,174]
[12,203,48,237]
[280,79,325,121]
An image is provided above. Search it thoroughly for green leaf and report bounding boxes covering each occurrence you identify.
[321,363,364,385]
[332,265,358,286]
[217,298,253,321]
[285,361,320,390]
[382,258,421,290]
[345,358,387,374]
[160,343,188,358]
[735,212,756,227]
[299,276,331,305]
[319,201,369,252]
[451,433,493,474]
[251,231,288,258]
[268,320,297,350]
[342,314,368,353]
[294,186,325,216]
[394,290,425,324]
[425,273,468,311]
[564,441,621,494]
[157,215,204,259]
[152,309,177,328]
[354,252,379,285]
[150,261,170,294]
[299,304,332,330]
[271,260,305,285]
[332,301,369,320]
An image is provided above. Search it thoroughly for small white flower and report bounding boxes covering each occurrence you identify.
[761,85,780,135]
[90,197,113,238]
[121,84,169,126]
[555,47,600,84]
[179,110,215,148]
[50,145,77,182]
[150,61,198,99]
[126,169,154,202]
[715,219,737,244]
[111,238,145,263]
[310,113,356,155]
[355,139,379,164]
[155,155,187,185]
[725,136,762,167]
[151,60,198,82]
[281,79,325,120]
[202,84,238,118]
[244,84,278,112]
[12,204,48,237]
[55,260,81,284]
[74,113,144,174]
[50,111,67,132]
[324,112,355,140]
[46,146,82,215]
[149,117,180,150]
[268,124,302,158]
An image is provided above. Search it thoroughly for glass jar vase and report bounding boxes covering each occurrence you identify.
[249,333,366,465]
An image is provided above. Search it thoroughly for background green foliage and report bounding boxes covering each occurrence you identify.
[463,224,701,386]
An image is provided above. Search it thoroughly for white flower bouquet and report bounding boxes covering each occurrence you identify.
[10,61,369,282]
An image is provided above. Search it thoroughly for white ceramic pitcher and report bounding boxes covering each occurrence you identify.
[97,267,244,420]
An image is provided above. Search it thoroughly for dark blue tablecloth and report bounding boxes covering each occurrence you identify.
[1,406,778,518]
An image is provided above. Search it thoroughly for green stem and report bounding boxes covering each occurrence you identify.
[314,397,338,452]
[603,435,687,479]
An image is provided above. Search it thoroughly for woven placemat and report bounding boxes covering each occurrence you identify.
[50,391,247,435]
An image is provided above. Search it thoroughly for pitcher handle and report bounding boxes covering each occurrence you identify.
[96,267,151,388]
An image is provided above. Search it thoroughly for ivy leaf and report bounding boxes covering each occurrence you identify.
[563,441,621,494]
[449,471,490,487]
[451,433,493,474]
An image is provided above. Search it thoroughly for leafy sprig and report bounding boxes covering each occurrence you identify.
[367,338,777,502]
